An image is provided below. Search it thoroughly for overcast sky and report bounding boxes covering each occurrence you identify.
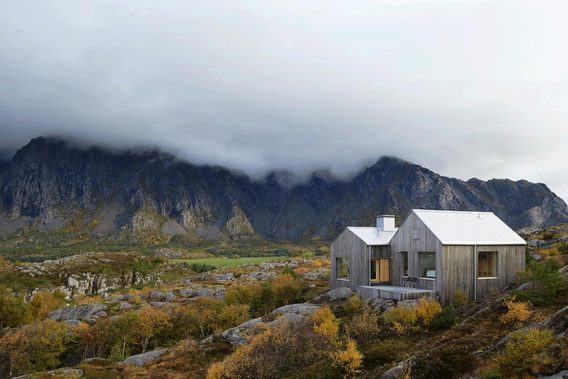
[1,1,567,200]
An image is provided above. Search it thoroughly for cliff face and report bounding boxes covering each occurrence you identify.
[0,137,566,240]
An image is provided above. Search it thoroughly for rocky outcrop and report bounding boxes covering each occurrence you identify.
[312,287,355,303]
[48,303,107,324]
[206,302,322,346]
[1,137,567,241]
[123,348,167,367]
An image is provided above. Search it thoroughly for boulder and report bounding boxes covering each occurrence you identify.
[48,303,107,322]
[259,262,275,270]
[149,301,169,308]
[270,303,321,323]
[368,297,395,312]
[312,287,355,303]
[215,273,235,282]
[123,348,167,367]
[248,271,276,281]
[539,370,568,379]
[303,268,329,281]
[119,301,134,311]
[149,291,164,301]
[164,291,176,302]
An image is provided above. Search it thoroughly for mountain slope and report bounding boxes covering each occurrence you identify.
[0,137,566,241]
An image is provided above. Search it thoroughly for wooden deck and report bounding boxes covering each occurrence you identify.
[357,285,435,301]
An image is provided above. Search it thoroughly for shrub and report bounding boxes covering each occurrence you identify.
[337,295,364,318]
[187,263,216,273]
[415,298,442,326]
[496,328,553,377]
[429,304,457,331]
[383,305,417,335]
[515,261,567,305]
[312,306,339,341]
[499,299,532,327]
[347,306,380,343]
[0,285,32,328]
[29,290,66,321]
[412,344,477,379]
[332,339,363,378]
[452,289,468,307]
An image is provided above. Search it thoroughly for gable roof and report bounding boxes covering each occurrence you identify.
[412,209,526,245]
[347,227,398,246]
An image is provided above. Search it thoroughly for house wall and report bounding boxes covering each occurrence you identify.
[389,212,442,294]
[330,229,370,291]
[440,244,526,303]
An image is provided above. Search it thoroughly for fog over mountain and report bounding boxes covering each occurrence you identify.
[1,1,568,200]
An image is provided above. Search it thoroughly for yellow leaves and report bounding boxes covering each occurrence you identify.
[332,339,363,379]
[312,306,339,340]
[415,298,442,327]
[452,289,468,307]
[383,305,417,335]
[29,290,66,321]
[499,298,532,327]
[496,328,553,377]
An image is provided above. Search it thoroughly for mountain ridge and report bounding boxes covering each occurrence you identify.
[0,137,566,241]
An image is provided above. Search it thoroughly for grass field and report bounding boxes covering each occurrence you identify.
[173,256,289,268]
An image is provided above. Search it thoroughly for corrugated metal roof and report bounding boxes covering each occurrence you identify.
[412,209,526,245]
[347,227,398,245]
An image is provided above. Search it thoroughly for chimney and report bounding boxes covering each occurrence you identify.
[376,215,396,232]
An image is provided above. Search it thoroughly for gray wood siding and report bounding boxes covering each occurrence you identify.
[330,229,370,290]
[441,244,526,303]
[389,212,441,293]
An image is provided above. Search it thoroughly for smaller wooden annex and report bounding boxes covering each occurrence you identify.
[331,210,526,305]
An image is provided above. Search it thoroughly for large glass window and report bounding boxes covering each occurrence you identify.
[336,258,350,279]
[419,252,436,278]
[478,251,498,278]
[401,252,409,276]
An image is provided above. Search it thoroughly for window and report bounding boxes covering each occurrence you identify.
[401,252,409,276]
[478,251,497,278]
[419,251,436,278]
[336,258,350,279]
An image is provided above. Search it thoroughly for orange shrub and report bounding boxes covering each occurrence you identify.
[332,339,363,378]
[312,306,339,341]
[415,298,442,326]
[383,305,417,335]
[499,298,532,327]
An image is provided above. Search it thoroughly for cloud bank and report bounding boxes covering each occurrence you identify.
[1,1,567,199]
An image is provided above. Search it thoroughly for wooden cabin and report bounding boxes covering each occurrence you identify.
[331,210,526,304]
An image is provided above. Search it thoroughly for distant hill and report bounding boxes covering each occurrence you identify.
[0,137,567,241]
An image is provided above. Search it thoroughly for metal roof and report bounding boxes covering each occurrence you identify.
[347,227,398,246]
[412,209,526,245]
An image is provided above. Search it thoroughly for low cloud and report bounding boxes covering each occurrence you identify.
[1,1,567,199]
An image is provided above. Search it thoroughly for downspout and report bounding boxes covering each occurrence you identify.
[473,244,478,300]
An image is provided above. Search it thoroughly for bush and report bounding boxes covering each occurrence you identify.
[515,261,568,305]
[337,295,364,318]
[496,328,553,377]
[452,289,468,307]
[29,290,66,321]
[332,339,363,378]
[0,285,31,328]
[429,304,457,331]
[346,306,380,343]
[187,263,216,273]
[225,274,303,317]
[383,305,417,335]
[412,344,477,379]
[312,306,339,340]
[415,298,442,326]
[499,298,532,327]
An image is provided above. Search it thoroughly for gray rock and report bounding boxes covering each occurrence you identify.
[164,291,176,302]
[215,273,235,282]
[381,360,411,379]
[249,271,276,281]
[178,288,196,297]
[543,304,568,333]
[312,287,355,303]
[149,291,164,301]
[194,288,216,298]
[528,239,547,248]
[303,268,329,281]
[270,303,321,323]
[259,262,275,270]
[123,348,167,367]
[119,301,134,310]
[539,370,568,379]
[516,282,533,291]
[368,297,395,312]
[48,303,107,322]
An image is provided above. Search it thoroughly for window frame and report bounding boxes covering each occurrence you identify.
[400,251,409,277]
[419,251,436,279]
[477,251,498,279]
[336,257,350,280]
